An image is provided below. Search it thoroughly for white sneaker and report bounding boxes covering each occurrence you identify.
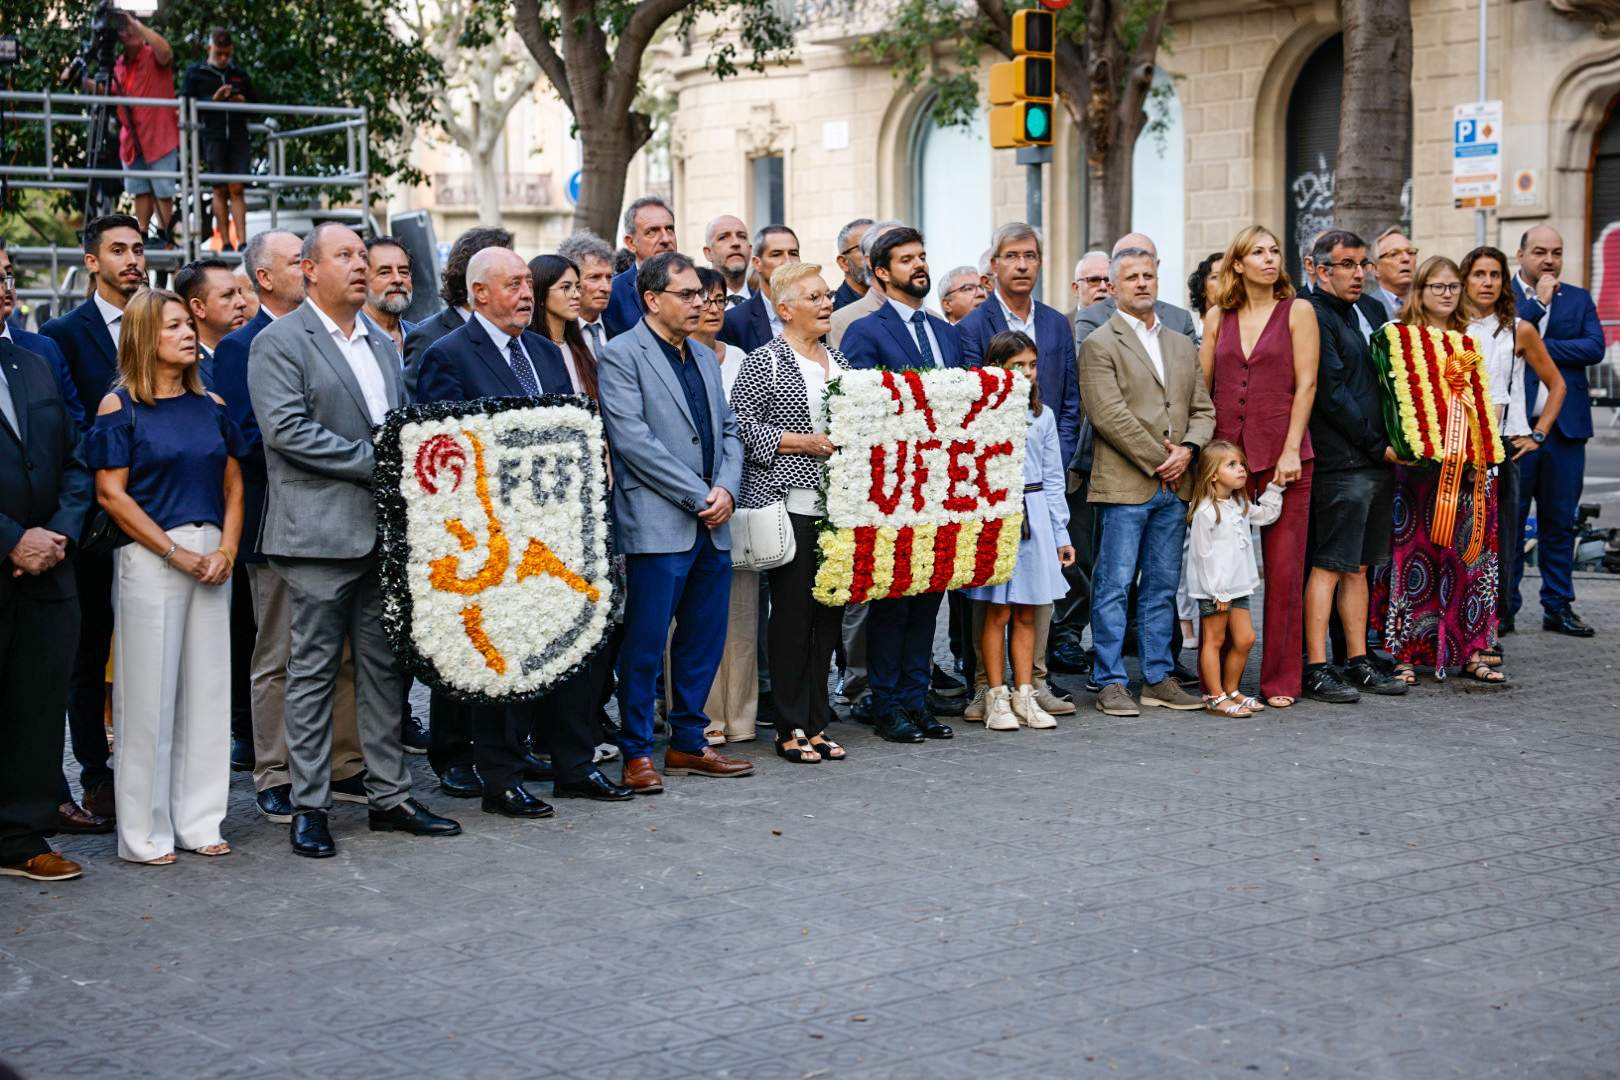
[1032,679,1075,716]
[985,686,1018,731]
[964,686,988,722]
[1012,684,1057,729]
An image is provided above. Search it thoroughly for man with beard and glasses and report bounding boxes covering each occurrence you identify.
[833,217,874,311]
[840,226,968,745]
[174,257,248,388]
[360,236,418,369]
[703,215,753,307]
[42,213,148,829]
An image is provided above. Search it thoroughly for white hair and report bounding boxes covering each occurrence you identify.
[1073,249,1109,280]
[466,246,522,291]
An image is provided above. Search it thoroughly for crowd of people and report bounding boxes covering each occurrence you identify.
[0,194,1605,882]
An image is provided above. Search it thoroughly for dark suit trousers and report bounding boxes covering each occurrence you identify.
[476,649,607,790]
[867,591,943,712]
[1053,475,1100,641]
[1514,429,1583,615]
[765,514,843,739]
[427,691,476,776]
[2,593,79,862]
[64,549,114,793]
[229,570,255,745]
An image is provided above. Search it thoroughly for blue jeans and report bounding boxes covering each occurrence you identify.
[616,533,732,760]
[1091,487,1187,687]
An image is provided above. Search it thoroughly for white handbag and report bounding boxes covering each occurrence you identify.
[730,500,796,570]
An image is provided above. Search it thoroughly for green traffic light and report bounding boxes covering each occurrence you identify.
[1026,105,1050,140]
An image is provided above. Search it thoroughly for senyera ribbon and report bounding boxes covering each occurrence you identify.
[1431,348,1488,562]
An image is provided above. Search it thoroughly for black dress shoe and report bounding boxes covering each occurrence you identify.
[331,772,370,805]
[846,696,877,726]
[874,709,925,744]
[925,689,966,716]
[257,784,295,823]
[907,707,954,739]
[1543,606,1596,638]
[1304,663,1360,704]
[369,798,463,836]
[230,734,255,772]
[929,663,967,698]
[1170,663,1200,686]
[523,752,554,782]
[481,784,556,818]
[401,715,429,755]
[1047,637,1093,675]
[438,763,482,798]
[291,810,335,858]
[553,769,635,801]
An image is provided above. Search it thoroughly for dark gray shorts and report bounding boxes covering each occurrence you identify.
[1197,595,1251,618]
[1311,466,1394,572]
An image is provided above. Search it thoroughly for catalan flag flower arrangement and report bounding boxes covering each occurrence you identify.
[812,368,1027,606]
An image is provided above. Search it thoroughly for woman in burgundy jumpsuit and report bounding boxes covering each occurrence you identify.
[1199,226,1319,707]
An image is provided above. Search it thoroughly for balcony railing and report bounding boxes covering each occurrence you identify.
[431,171,556,209]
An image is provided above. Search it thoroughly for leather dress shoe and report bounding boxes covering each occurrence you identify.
[523,752,554,782]
[906,707,954,740]
[664,746,755,778]
[846,696,877,726]
[622,755,664,794]
[438,763,482,798]
[401,715,429,755]
[369,798,463,836]
[291,810,336,858]
[81,780,115,820]
[553,769,635,801]
[874,709,924,744]
[1047,638,1093,675]
[481,784,555,818]
[331,772,370,805]
[55,800,113,834]
[256,784,294,823]
[930,663,967,697]
[925,689,966,717]
[1543,606,1596,638]
[0,852,83,881]
[230,733,255,772]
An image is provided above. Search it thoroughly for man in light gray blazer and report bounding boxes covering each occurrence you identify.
[247,223,462,858]
[596,251,753,795]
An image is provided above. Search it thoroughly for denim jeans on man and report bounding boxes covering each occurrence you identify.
[1090,485,1187,686]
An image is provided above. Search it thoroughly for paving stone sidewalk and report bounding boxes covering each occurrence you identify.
[4,577,1620,1079]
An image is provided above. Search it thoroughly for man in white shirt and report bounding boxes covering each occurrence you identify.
[1370,227,1417,319]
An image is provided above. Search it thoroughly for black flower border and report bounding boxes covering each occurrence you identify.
[373,395,616,706]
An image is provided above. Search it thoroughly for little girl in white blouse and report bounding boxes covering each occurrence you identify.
[1183,440,1287,718]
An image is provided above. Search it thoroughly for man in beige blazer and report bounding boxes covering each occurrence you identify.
[1079,246,1215,718]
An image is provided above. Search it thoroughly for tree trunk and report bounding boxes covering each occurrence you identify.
[573,111,654,241]
[475,153,502,225]
[1086,147,1132,250]
[1335,0,1412,243]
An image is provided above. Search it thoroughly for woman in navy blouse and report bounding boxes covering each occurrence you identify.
[87,288,245,865]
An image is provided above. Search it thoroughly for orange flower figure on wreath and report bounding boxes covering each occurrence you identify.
[424,430,598,675]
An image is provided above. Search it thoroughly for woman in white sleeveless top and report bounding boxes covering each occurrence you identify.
[1460,246,1566,649]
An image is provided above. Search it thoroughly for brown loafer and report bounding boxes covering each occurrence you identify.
[0,852,83,882]
[664,746,755,778]
[81,780,116,820]
[55,801,113,835]
[621,755,664,795]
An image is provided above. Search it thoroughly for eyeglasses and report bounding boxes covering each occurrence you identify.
[550,281,582,296]
[942,282,987,299]
[839,243,862,257]
[659,287,706,305]
[1424,282,1463,295]
[1323,259,1366,272]
[1077,275,1108,287]
[0,273,12,289]
[1380,246,1420,259]
[997,251,1040,265]
[699,294,727,309]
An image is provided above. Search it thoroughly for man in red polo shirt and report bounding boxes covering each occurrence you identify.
[112,15,180,246]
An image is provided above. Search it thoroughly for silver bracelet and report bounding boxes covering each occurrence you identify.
[160,542,178,565]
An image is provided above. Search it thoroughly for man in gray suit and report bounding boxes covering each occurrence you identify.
[597,251,753,795]
[248,223,462,858]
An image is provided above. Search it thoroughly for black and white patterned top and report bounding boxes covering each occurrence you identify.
[728,335,851,511]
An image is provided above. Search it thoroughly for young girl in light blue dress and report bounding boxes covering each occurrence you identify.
[965,331,1075,731]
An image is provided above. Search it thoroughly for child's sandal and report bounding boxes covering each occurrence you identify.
[1203,692,1252,718]
[1235,695,1265,712]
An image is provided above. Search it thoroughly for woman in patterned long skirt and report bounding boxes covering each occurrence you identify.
[1371,256,1506,685]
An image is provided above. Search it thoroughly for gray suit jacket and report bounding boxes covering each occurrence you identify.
[1073,297,1199,351]
[597,319,743,556]
[246,299,405,560]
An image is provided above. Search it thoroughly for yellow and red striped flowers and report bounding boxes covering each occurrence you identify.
[1373,323,1503,472]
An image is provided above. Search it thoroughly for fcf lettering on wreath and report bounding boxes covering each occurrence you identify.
[813,368,1028,606]
[374,399,615,704]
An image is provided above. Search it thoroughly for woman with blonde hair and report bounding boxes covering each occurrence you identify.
[86,288,246,864]
[1197,225,1322,707]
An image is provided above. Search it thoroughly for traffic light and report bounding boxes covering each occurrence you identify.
[989,9,1055,149]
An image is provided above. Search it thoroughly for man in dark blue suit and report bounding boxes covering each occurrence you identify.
[841,226,969,745]
[175,257,248,389]
[833,217,874,311]
[720,225,801,355]
[401,226,513,399]
[1511,225,1605,637]
[40,213,145,824]
[0,244,84,429]
[417,247,634,813]
[602,196,677,339]
[0,338,95,881]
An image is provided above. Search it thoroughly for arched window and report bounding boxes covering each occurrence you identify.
[1590,94,1620,365]
[913,102,992,299]
[1131,70,1186,307]
[1284,35,1342,283]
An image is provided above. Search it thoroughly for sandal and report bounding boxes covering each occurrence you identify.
[774,729,822,764]
[1478,645,1503,667]
[189,842,231,857]
[1266,696,1295,708]
[137,853,176,866]
[807,735,846,761]
[1235,695,1266,713]
[1203,693,1252,718]
[704,728,727,746]
[1392,663,1417,686]
[1463,659,1506,684]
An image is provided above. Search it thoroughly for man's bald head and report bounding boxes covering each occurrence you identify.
[467,246,528,291]
[468,247,535,338]
[1517,223,1565,286]
[1111,233,1158,260]
[703,214,751,287]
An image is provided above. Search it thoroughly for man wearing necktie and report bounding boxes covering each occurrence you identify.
[841,227,969,745]
[1509,225,1605,638]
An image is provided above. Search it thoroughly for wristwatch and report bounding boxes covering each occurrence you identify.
[1530,430,1546,445]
